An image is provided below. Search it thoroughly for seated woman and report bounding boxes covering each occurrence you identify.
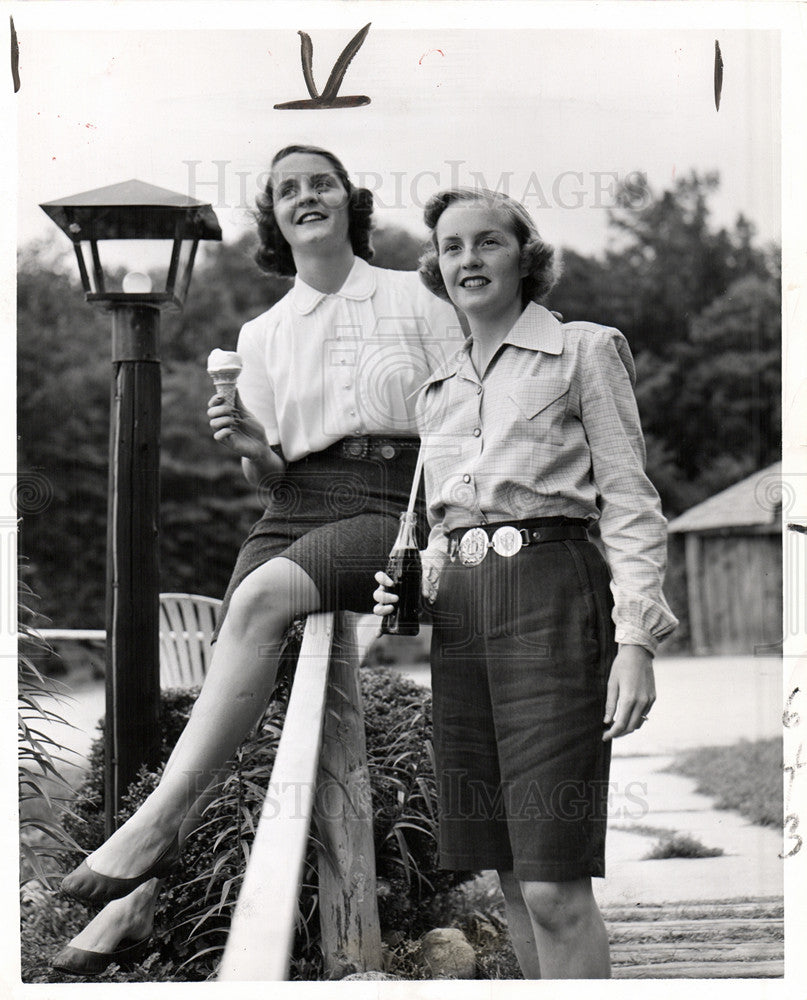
[375,187,677,979]
[52,145,460,975]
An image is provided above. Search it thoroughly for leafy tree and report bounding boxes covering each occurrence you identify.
[546,249,615,326]
[601,171,773,358]
[681,271,781,478]
[370,224,425,271]
[553,172,780,515]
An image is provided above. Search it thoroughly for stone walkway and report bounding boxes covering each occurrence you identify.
[598,654,782,907]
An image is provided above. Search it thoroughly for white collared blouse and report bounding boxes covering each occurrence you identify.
[416,301,678,654]
[236,257,463,463]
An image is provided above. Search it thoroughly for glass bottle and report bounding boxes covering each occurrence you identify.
[380,511,421,637]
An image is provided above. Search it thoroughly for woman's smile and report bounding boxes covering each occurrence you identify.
[295,209,329,225]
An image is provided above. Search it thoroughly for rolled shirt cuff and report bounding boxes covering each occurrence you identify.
[614,624,660,656]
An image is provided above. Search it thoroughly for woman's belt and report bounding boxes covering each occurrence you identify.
[301,436,419,464]
[448,517,590,565]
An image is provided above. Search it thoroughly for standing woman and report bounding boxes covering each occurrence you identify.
[375,188,677,979]
[52,146,459,974]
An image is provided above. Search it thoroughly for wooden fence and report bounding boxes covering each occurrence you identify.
[218,611,382,980]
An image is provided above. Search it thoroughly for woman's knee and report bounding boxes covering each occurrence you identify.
[226,558,320,632]
[519,878,593,933]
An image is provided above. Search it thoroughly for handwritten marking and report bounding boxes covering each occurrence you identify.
[782,814,802,858]
[782,686,804,857]
[10,15,20,93]
[274,23,371,110]
[714,40,723,111]
[783,741,805,803]
[419,49,445,65]
[784,687,801,728]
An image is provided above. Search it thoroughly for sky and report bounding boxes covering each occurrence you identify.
[15,20,781,259]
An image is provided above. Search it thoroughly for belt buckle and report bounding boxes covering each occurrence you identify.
[491,525,524,558]
[458,527,489,566]
[343,437,368,460]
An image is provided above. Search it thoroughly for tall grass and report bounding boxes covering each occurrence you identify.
[666,737,782,828]
[18,579,84,887]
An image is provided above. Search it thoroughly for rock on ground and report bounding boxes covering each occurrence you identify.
[341,971,400,981]
[418,927,476,979]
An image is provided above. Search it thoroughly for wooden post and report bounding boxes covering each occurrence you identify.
[314,613,382,977]
[104,305,162,837]
[684,532,707,655]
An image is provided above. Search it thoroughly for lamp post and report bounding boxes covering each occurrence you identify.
[40,180,221,836]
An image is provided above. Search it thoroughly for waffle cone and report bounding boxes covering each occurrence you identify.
[211,374,238,407]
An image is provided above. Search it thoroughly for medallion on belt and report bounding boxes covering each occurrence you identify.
[458,527,489,566]
[491,525,523,557]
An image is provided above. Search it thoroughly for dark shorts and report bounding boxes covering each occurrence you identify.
[213,439,424,638]
[430,531,616,882]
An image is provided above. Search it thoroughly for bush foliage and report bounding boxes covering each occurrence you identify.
[22,666,465,983]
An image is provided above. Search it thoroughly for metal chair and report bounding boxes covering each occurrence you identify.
[159,592,222,689]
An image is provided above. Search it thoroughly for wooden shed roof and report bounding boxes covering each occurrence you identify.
[667,462,782,534]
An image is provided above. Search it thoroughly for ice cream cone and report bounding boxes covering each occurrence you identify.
[207,349,243,409]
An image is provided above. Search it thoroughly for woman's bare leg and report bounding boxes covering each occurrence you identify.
[497,870,542,978]
[76,557,320,879]
[59,768,232,956]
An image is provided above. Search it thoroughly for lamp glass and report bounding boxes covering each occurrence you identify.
[122,271,153,294]
[85,239,179,295]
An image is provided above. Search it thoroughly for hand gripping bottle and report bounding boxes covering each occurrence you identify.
[380,511,422,637]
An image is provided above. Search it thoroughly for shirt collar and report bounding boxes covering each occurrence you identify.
[290,256,377,315]
[417,336,473,393]
[502,301,564,355]
[418,302,564,392]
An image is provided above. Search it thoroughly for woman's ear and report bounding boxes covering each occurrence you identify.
[519,247,531,278]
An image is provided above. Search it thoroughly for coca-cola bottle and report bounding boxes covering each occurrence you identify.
[380,511,422,637]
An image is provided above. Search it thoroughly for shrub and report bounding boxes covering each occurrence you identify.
[18,578,85,887]
[643,832,724,860]
[25,662,465,982]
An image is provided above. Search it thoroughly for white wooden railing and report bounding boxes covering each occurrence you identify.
[219,611,382,980]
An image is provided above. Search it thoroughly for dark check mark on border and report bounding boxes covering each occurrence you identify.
[274,23,371,110]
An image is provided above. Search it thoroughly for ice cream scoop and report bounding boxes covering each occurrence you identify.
[207,349,243,408]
